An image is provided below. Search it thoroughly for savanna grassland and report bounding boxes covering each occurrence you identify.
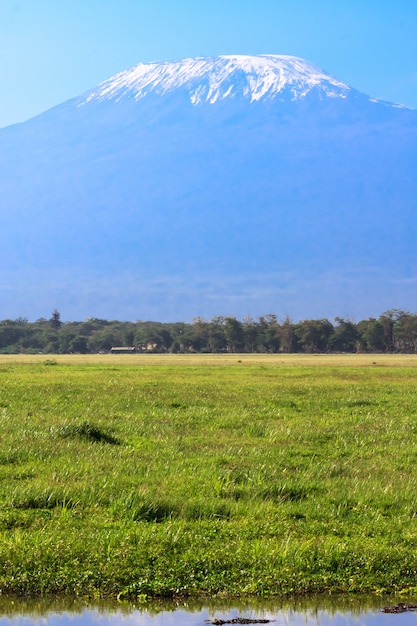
[1,354,417,599]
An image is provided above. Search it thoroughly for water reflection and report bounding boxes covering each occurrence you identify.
[0,596,416,626]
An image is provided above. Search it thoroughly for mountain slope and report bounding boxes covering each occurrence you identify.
[0,55,416,321]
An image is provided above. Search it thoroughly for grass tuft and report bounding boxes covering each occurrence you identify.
[56,421,121,445]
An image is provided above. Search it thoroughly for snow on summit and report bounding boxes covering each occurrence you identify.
[82,54,351,105]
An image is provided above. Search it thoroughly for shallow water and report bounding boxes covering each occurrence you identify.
[0,596,416,626]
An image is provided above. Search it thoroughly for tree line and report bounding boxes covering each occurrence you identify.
[1,309,417,354]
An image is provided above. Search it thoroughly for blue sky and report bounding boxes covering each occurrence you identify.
[0,0,416,129]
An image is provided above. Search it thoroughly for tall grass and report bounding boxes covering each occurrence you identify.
[0,355,417,597]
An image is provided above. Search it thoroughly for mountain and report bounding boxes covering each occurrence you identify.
[82,54,352,103]
[0,55,416,322]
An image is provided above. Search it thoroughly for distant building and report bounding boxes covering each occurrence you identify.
[110,347,136,354]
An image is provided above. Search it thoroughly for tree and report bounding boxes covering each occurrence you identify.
[88,328,122,352]
[208,316,226,353]
[278,315,296,353]
[295,319,333,353]
[50,309,62,330]
[68,336,88,354]
[224,317,244,353]
[58,327,78,353]
[174,325,195,352]
[258,314,280,352]
[356,318,385,352]
[0,320,24,351]
[378,312,397,352]
[134,322,172,352]
[187,317,210,352]
[330,318,358,352]
[393,312,417,352]
[242,315,259,352]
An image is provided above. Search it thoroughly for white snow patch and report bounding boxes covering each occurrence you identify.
[80,54,353,106]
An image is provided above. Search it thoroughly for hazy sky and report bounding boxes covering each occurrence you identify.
[0,0,416,128]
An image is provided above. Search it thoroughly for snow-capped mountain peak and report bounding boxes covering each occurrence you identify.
[81,54,352,106]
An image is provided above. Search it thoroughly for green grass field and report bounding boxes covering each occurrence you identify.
[1,354,417,598]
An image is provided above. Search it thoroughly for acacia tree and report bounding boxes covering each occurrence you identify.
[278,315,296,353]
[242,315,259,352]
[330,318,358,352]
[393,312,417,352]
[224,317,244,353]
[295,319,333,353]
[356,318,385,352]
[208,316,226,353]
[378,312,396,352]
[187,317,210,352]
[258,314,280,352]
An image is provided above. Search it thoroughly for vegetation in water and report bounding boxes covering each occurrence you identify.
[0,354,417,598]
